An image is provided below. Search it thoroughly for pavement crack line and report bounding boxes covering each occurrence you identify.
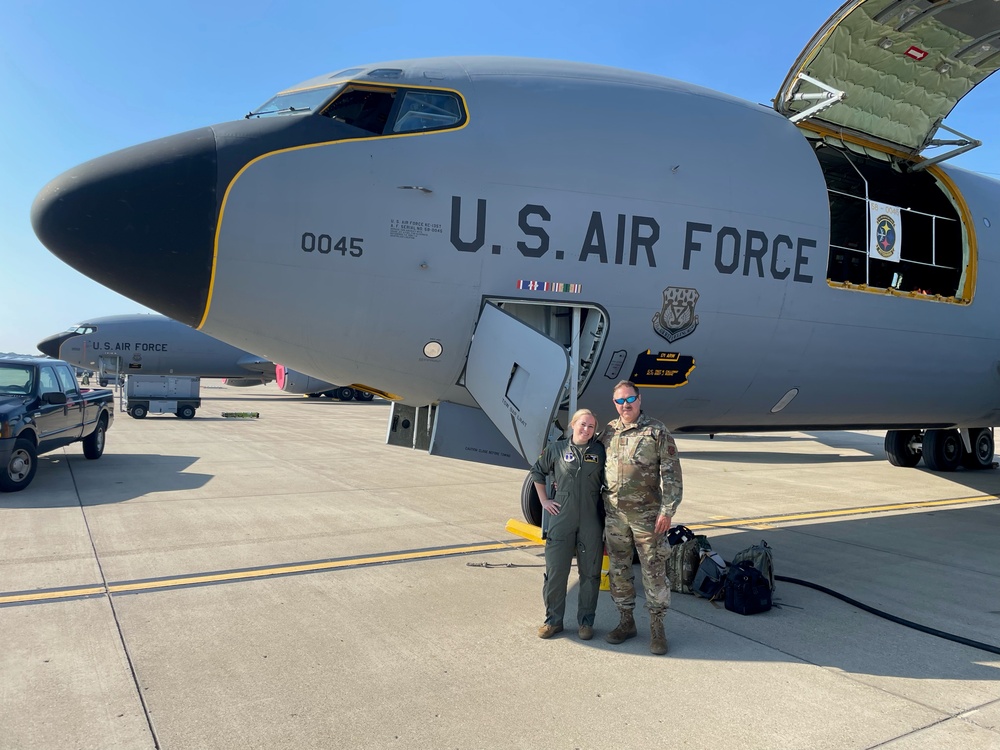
[68,458,161,750]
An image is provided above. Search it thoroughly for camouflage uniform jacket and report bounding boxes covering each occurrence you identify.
[599,412,682,517]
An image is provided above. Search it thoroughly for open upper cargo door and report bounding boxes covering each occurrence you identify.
[776,0,1000,161]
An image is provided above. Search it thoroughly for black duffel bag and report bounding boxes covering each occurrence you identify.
[724,560,772,615]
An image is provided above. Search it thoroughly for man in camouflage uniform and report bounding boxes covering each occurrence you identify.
[599,380,682,655]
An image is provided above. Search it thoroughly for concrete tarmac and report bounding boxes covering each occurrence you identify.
[1,382,999,749]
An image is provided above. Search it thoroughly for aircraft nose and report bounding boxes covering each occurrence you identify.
[37,332,72,358]
[31,127,219,327]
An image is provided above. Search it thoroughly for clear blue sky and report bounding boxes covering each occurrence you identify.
[2,1,998,355]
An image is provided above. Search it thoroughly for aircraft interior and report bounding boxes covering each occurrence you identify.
[812,135,967,301]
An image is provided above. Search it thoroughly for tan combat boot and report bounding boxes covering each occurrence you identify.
[604,610,637,644]
[650,616,668,655]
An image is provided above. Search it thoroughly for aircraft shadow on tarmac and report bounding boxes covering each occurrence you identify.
[0,453,210,508]
[682,432,1000,494]
[562,507,1000,683]
[683,431,888,460]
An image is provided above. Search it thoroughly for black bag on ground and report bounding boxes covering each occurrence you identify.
[667,524,695,547]
[692,551,727,600]
[724,561,772,615]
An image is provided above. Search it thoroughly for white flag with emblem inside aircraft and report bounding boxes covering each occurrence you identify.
[869,201,902,263]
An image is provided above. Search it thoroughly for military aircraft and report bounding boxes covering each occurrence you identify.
[38,315,370,400]
[30,0,1000,522]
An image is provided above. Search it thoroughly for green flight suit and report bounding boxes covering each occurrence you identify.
[528,437,606,627]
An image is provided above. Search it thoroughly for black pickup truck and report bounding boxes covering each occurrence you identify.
[0,356,115,492]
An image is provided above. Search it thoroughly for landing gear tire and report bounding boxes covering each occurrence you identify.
[129,404,148,419]
[922,428,962,472]
[176,405,196,420]
[354,390,375,401]
[885,430,921,467]
[336,386,355,401]
[962,427,994,470]
[520,473,542,526]
[82,417,107,459]
[0,438,37,492]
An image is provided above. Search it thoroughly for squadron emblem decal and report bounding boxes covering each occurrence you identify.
[874,214,897,259]
[652,286,700,343]
[868,202,902,262]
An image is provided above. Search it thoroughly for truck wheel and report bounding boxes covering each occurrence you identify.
[1,438,37,492]
[354,390,375,401]
[336,386,355,401]
[83,417,107,459]
[130,404,148,419]
[176,405,196,420]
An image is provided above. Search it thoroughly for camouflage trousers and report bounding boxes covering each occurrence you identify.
[604,505,671,616]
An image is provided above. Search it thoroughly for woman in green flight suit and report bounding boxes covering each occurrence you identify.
[529,408,606,641]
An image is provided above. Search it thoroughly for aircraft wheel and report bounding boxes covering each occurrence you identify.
[520,472,542,526]
[884,429,921,467]
[307,393,322,398]
[1,438,37,492]
[82,417,107,459]
[130,404,148,420]
[922,428,962,472]
[176,405,196,420]
[354,390,375,401]
[336,386,355,401]
[962,427,994,470]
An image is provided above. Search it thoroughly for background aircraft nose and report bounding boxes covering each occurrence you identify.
[37,332,72,358]
[31,127,218,327]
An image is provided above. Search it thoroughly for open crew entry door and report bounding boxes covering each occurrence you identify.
[464,302,570,464]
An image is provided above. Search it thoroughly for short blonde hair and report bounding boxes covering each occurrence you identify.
[568,408,598,434]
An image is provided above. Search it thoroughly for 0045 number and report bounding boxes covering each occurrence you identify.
[301,233,363,257]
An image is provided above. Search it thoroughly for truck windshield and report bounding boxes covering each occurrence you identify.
[0,364,34,395]
[247,84,344,119]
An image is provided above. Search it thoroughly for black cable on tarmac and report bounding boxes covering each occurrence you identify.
[775,573,1000,657]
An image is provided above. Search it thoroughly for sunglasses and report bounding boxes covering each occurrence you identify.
[614,395,638,405]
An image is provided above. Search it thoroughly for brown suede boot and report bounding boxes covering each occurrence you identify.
[604,610,637,644]
[650,617,668,655]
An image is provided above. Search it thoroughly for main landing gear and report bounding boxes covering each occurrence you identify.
[885,428,995,471]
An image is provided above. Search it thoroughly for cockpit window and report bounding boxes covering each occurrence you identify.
[322,87,396,134]
[66,325,96,335]
[392,91,463,133]
[320,84,466,137]
[247,85,344,119]
[326,67,365,80]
